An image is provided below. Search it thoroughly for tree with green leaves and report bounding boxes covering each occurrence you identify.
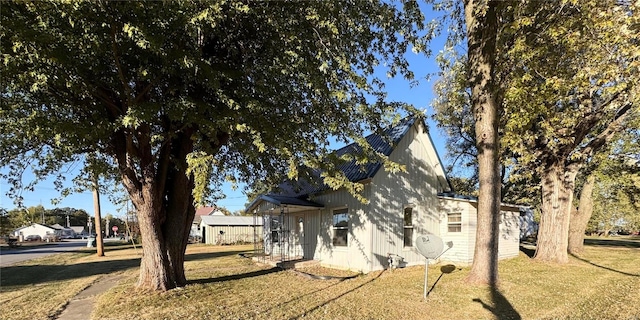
[433,0,639,265]
[503,0,639,263]
[1,1,429,291]
[569,126,640,253]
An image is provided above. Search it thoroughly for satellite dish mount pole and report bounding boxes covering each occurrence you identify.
[423,257,429,299]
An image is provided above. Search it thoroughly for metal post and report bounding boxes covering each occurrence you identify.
[423,258,429,299]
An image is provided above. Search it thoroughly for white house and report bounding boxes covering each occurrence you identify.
[13,223,57,240]
[199,215,263,245]
[246,117,522,272]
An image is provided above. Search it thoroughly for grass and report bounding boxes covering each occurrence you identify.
[1,238,639,320]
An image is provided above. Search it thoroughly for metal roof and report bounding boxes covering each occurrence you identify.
[245,116,454,213]
[275,116,418,197]
[200,215,260,226]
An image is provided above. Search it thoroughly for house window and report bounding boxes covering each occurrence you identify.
[270,216,280,243]
[448,213,462,232]
[403,207,413,247]
[332,208,349,247]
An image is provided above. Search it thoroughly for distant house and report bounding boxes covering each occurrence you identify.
[70,226,86,235]
[50,223,76,238]
[13,223,56,240]
[190,206,226,241]
[199,215,262,245]
[247,117,522,272]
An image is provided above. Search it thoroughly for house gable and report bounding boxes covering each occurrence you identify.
[367,119,451,270]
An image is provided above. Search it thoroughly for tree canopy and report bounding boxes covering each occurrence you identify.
[432,0,639,263]
[1,1,430,290]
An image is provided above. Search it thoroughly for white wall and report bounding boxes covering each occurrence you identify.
[438,199,474,264]
[201,224,262,245]
[367,123,446,271]
[311,185,373,273]
[14,223,56,240]
[438,198,521,264]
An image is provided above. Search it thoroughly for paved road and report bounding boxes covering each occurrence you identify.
[0,239,101,267]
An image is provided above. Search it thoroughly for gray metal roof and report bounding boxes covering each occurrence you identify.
[245,116,455,213]
[200,215,260,226]
[275,116,418,197]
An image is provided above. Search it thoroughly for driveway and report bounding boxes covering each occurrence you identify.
[0,239,94,266]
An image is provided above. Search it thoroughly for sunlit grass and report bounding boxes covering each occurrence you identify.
[2,239,639,320]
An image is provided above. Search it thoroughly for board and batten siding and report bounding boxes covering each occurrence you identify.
[368,123,446,271]
[310,184,373,273]
[201,224,262,245]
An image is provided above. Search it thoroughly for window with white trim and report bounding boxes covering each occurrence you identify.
[332,208,349,247]
[403,207,413,247]
[270,216,280,243]
[447,212,462,232]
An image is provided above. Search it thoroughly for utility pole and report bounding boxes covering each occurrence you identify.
[92,173,105,256]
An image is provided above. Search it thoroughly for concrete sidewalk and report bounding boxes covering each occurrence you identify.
[56,276,121,320]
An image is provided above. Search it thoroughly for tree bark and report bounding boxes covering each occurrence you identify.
[115,126,196,291]
[135,129,195,291]
[534,162,579,263]
[464,0,502,286]
[568,175,595,254]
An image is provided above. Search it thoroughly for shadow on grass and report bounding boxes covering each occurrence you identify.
[258,274,348,315]
[185,250,249,262]
[519,245,535,258]
[186,267,283,285]
[569,253,639,277]
[473,287,522,320]
[583,238,640,249]
[0,257,142,288]
[1,248,251,287]
[427,264,457,296]
[289,270,385,320]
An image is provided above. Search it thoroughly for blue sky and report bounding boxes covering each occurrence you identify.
[1,24,452,217]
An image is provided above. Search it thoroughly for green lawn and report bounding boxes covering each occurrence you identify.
[1,238,639,320]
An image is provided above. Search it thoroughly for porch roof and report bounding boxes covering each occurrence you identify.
[246,194,324,214]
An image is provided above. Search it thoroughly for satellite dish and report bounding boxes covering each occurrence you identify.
[416,235,444,259]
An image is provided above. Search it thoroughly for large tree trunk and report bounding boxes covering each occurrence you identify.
[534,162,579,263]
[117,128,197,291]
[568,175,595,254]
[464,0,502,286]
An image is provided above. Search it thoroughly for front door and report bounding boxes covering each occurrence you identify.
[295,215,305,258]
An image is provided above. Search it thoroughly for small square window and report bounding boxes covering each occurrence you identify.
[448,213,462,233]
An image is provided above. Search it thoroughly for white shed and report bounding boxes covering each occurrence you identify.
[200,215,263,245]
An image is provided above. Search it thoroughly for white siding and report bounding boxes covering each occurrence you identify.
[438,198,521,264]
[14,223,56,240]
[201,224,262,245]
[498,208,521,259]
[310,185,373,273]
[438,199,474,264]
[368,123,444,271]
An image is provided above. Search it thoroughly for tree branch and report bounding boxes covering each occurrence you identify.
[576,102,634,163]
[111,23,132,106]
